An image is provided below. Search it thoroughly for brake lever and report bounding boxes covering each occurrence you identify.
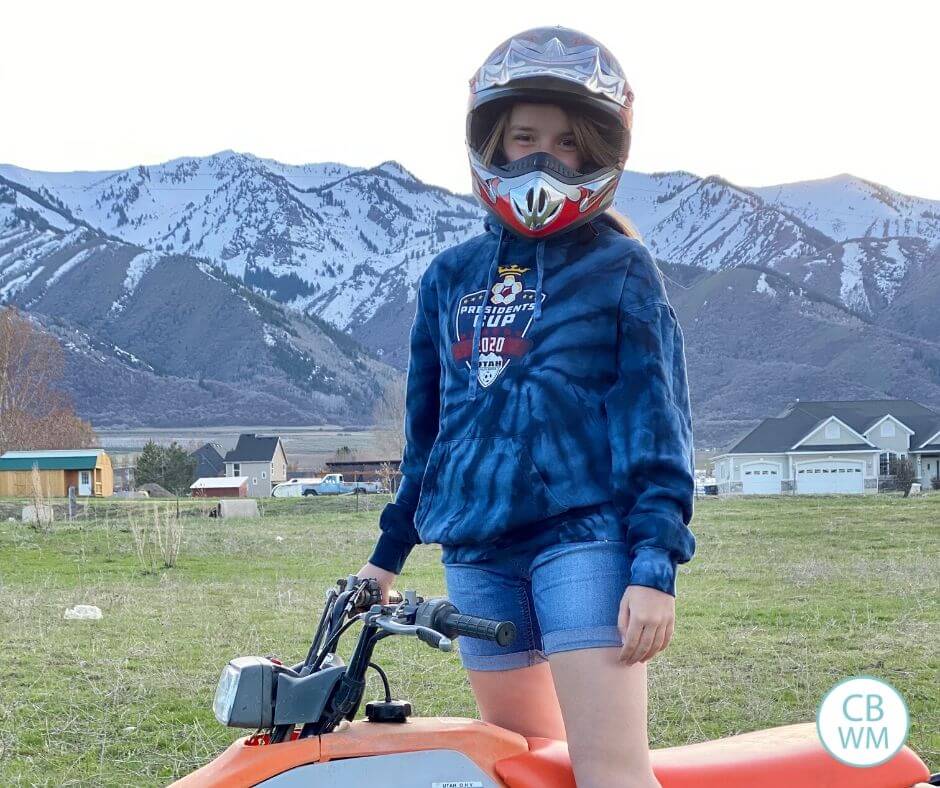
[367,612,453,652]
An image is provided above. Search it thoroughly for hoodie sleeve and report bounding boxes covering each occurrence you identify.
[367,269,442,575]
[604,243,696,597]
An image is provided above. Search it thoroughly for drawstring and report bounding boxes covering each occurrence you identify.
[468,225,506,401]
[533,239,546,321]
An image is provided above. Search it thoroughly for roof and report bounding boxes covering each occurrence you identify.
[726,399,940,454]
[792,444,875,452]
[191,443,224,460]
[0,449,104,471]
[191,442,228,476]
[190,476,249,489]
[224,434,282,463]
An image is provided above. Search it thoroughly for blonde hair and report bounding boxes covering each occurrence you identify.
[477,102,641,240]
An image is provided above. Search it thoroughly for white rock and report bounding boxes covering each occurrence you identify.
[22,504,54,525]
[275,535,284,542]
[64,605,103,620]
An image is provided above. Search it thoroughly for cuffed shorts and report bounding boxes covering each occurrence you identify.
[442,536,632,671]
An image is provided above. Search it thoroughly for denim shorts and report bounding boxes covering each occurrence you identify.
[442,536,632,671]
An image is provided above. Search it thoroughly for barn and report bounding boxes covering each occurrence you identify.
[190,476,249,498]
[0,449,114,497]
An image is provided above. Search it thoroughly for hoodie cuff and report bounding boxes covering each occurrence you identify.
[628,547,678,597]
[368,532,415,576]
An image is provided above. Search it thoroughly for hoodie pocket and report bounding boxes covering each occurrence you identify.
[414,434,568,547]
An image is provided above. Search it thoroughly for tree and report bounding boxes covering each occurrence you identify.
[135,439,197,496]
[0,306,97,453]
[163,441,198,496]
[135,440,165,488]
[894,455,916,497]
[371,378,406,462]
[332,445,359,463]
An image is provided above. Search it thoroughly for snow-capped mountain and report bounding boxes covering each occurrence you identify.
[0,174,398,427]
[753,174,940,245]
[0,152,482,329]
[771,236,937,318]
[5,152,938,337]
[614,172,834,270]
[3,151,939,444]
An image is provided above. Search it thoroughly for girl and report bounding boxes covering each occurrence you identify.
[357,26,695,788]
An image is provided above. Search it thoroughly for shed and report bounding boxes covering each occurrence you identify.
[0,449,113,497]
[190,476,249,498]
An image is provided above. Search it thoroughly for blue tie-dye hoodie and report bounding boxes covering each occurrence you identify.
[368,212,696,596]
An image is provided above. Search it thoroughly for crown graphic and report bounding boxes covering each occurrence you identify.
[497,264,529,276]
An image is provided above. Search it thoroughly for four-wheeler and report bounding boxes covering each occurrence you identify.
[172,575,937,787]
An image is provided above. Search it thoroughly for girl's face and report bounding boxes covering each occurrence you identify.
[500,102,584,172]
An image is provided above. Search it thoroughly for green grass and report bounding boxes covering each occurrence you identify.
[0,493,937,786]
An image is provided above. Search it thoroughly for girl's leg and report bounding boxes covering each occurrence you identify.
[466,662,567,740]
[443,556,565,739]
[528,536,661,787]
[548,647,660,788]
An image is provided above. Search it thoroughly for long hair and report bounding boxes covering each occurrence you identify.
[477,102,641,240]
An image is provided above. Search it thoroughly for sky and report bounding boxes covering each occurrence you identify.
[2,0,938,200]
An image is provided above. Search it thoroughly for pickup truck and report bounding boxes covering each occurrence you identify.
[301,473,385,496]
[271,478,323,498]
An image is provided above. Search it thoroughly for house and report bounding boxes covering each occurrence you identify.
[190,476,248,498]
[0,449,114,497]
[223,433,288,497]
[324,458,402,485]
[713,399,940,496]
[189,440,235,481]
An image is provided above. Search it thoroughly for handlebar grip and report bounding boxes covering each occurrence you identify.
[442,612,516,647]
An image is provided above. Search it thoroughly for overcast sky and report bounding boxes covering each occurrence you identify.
[3,0,938,199]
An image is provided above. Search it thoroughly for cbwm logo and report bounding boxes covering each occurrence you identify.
[450,264,545,388]
[816,676,910,768]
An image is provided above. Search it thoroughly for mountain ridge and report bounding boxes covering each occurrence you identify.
[2,153,938,446]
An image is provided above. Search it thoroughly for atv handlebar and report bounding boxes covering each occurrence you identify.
[367,591,516,651]
[441,611,516,647]
[262,577,518,739]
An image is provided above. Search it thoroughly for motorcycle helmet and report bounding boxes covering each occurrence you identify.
[467,26,634,239]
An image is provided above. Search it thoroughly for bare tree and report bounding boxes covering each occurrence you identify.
[371,378,406,462]
[894,455,916,498]
[0,306,98,453]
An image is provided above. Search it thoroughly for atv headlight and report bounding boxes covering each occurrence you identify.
[212,663,241,725]
[212,656,276,728]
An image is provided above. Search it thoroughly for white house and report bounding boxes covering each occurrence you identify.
[713,399,940,496]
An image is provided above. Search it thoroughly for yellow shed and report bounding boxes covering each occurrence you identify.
[0,449,114,497]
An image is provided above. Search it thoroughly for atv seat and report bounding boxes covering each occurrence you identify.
[493,722,930,788]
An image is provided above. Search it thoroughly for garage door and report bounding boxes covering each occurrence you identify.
[796,460,864,494]
[741,462,782,495]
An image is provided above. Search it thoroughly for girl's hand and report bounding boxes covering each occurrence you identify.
[617,584,675,664]
[355,562,398,605]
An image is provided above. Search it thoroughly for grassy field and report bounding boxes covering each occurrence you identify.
[0,493,937,786]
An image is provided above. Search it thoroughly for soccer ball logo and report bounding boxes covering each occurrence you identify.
[490,274,523,305]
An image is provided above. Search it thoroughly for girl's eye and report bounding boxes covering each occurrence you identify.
[560,137,576,149]
[513,134,533,144]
